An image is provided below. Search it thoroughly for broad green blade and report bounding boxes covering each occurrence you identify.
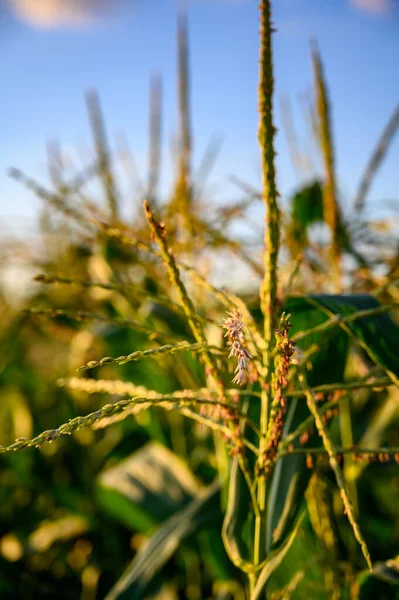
[266,295,349,551]
[250,512,305,600]
[222,457,255,570]
[290,181,324,241]
[302,294,399,381]
[267,294,399,555]
[369,555,399,584]
[357,555,399,599]
[97,441,200,533]
[104,480,221,600]
[222,395,260,571]
[287,181,356,259]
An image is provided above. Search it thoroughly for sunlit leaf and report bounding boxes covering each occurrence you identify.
[97,441,201,533]
[266,295,349,551]
[250,512,305,600]
[104,480,221,600]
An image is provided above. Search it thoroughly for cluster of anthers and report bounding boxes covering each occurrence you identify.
[261,313,296,475]
[274,318,296,404]
[222,311,252,385]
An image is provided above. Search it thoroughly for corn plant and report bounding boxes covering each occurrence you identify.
[1,1,399,599]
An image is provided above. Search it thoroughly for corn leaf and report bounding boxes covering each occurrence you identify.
[104,480,221,600]
[266,293,399,552]
[250,511,305,600]
[222,396,260,571]
[97,441,201,533]
[266,295,349,551]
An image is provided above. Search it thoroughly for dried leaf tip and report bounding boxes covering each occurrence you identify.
[143,198,151,218]
[222,311,252,385]
[143,199,167,243]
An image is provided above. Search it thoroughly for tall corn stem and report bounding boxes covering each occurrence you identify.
[147,73,162,206]
[177,12,191,203]
[86,90,119,219]
[144,201,230,410]
[169,12,193,240]
[311,45,341,291]
[354,101,399,212]
[255,0,280,566]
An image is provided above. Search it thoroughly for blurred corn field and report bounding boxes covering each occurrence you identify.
[1,1,399,599]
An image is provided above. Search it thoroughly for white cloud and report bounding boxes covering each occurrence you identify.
[350,0,392,14]
[4,0,393,30]
[4,0,119,28]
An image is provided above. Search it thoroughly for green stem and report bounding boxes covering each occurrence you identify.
[256,0,280,568]
[249,572,256,597]
[339,396,359,514]
[76,341,222,372]
[0,395,260,456]
[278,446,399,457]
[144,201,227,403]
[286,376,393,397]
[302,378,372,571]
[311,44,341,290]
[279,397,339,450]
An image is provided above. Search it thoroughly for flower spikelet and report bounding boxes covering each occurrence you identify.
[261,312,295,474]
[222,311,252,386]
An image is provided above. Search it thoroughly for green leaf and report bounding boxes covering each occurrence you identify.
[222,457,255,570]
[287,181,364,262]
[266,296,349,551]
[265,397,310,552]
[291,181,324,234]
[222,396,260,571]
[97,441,201,533]
[104,480,221,600]
[371,556,399,585]
[300,294,399,381]
[357,556,399,600]
[250,511,306,600]
[267,294,399,553]
[285,295,350,385]
[268,516,327,600]
[198,528,236,581]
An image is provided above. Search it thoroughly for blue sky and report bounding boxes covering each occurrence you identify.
[0,0,398,234]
